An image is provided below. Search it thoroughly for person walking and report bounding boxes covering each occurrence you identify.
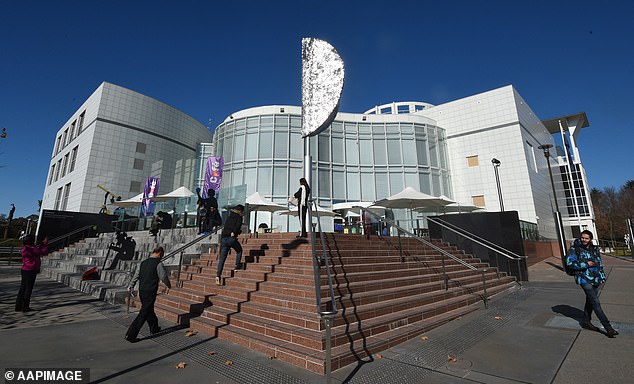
[125,246,171,343]
[196,187,221,234]
[565,230,619,338]
[294,178,311,238]
[15,235,48,312]
[216,204,244,286]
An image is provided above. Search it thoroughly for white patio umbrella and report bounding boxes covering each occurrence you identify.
[415,200,482,215]
[110,193,144,208]
[279,203,340,218]
[372,187,454,228]
[245,192,287,232]
[149,186,194,202]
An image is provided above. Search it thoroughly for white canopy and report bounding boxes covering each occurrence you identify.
[373,187,454,210]
[150,186,195,202]
[245,192,287,212]
[110,193,144,208]
[332,201,387,214]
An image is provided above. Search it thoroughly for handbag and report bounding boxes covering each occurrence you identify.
[288,196,299,206]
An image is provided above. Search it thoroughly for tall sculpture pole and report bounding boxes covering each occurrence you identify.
[301,37,344,383]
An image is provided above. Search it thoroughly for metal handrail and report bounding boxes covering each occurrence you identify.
[47,225,96,251]
[428,216,526,283]
[361,207,492,308]
[160,227,222,287]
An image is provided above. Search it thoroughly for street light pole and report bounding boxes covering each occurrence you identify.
[538,144,566,266]
[491,158,504,211]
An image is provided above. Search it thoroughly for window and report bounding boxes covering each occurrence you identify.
[77,111,85,134]
[61,183,71,210]
[526,142,537,172]
[133,158,144,170]
[55,159,62,181]
[136,142,147,153]
[48,164,56,185]
[61,153,69,177]
[69,120,76,143]
[61,128,68,150]
[472,195,485,208]
[467,155,479,167]
[54,187,63,210]
[55,136,62,155]
[129,181,141,193]
[69,146,78,173]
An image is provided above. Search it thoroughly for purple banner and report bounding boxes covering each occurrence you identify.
[142,177,160,217]
[203,156,224,197]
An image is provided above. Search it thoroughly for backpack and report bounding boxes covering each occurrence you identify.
[564,245,580,276]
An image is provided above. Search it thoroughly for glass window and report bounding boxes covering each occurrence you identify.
[245,133,258,160]
[55,159,62,181]
[472,195,485,208]
[416,139,428,166]
[318,135,330,162]
[361,172,374,201]
[61,129,68,149]
[133,158,144,170]
[55,136,62,155]
[260,115,274,129]
[419,172,431,194]
[404,172,418,190]
[386,123,400,134]
[428,127,439,167]
[273,167,288,196]
[61,153,69,177]
[332,137,344,163]
[78,111,85,133]
[345,139,358,165]
[129,181,141,193]
[247,117,259,128]
[346,172,360,200]
[375,173,389,199]
[69,121,76,142]
[387,139,401,164]
[318,169,330,198]
[244,168,257,194]
[234,134,245,161]
[359,139,372,165]
[438,131,448,169]
[358,123,371,134]
[467,155,479,167]
[136,142,147,153]
[372,123,385,135]
[258,167,272,194]
[289,167,303,196]
[290,132,302,159]
[331,121,343,133]
[373,139,386,165]
[54,187,63,210]
[332,171,345,199]
[402,139,416,165]
[442,171,451,197]
[61,183,71,210]
[431,172,441,195]
[274,131,288,158]
[259,132,273,158]
[389,173,404,195]
[224,135,234,161]
[231,169,243,187]
[275,115,288,128]
[48,164,55,185]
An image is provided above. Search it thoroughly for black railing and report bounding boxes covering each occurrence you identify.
[47,225,97,252]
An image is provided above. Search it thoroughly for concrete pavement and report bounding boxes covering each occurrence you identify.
[1,254,632,383]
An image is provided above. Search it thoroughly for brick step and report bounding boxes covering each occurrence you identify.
[237,276,514,331]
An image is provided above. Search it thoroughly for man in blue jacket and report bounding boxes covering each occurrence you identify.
[216,204,244,286]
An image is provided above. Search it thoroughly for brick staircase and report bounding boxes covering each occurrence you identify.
[152,232,517,374]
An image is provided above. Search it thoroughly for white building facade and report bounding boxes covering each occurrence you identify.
[41,82,212,214]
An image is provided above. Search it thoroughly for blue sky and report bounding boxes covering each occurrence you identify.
[1,0,633,218]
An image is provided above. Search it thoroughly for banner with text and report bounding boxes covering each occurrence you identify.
[142,177,160,217]
[203,156,224,198]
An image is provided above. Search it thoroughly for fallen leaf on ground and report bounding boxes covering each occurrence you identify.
[225,360,233,366]
[185,330,198,337]
[448,355,457,363]
[176,362,187,369]
[374,354,383,359]
[269,356,276,360]
[207,351,216,356]
[494,316,503,320]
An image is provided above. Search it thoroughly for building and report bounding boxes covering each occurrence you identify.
[41,82,595,241]
[41,82,212,215]
[211,85,595,239]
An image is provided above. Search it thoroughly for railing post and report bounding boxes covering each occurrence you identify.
[481,268,488,309]
[320,310,337,384]
[442,255,448,290]
[397,229,404,263]
[176,251,184,287]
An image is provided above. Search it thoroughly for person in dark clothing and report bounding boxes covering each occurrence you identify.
[105,234,136,270]
[216,204,244,286]
[565,230,619,338]
[294,178,311,238]
[125,246,171,343]
[196,188,221,234]
[15,235,48,312]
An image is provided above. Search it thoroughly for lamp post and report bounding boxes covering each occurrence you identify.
[538,144,566,265]
[491,158,504,211]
